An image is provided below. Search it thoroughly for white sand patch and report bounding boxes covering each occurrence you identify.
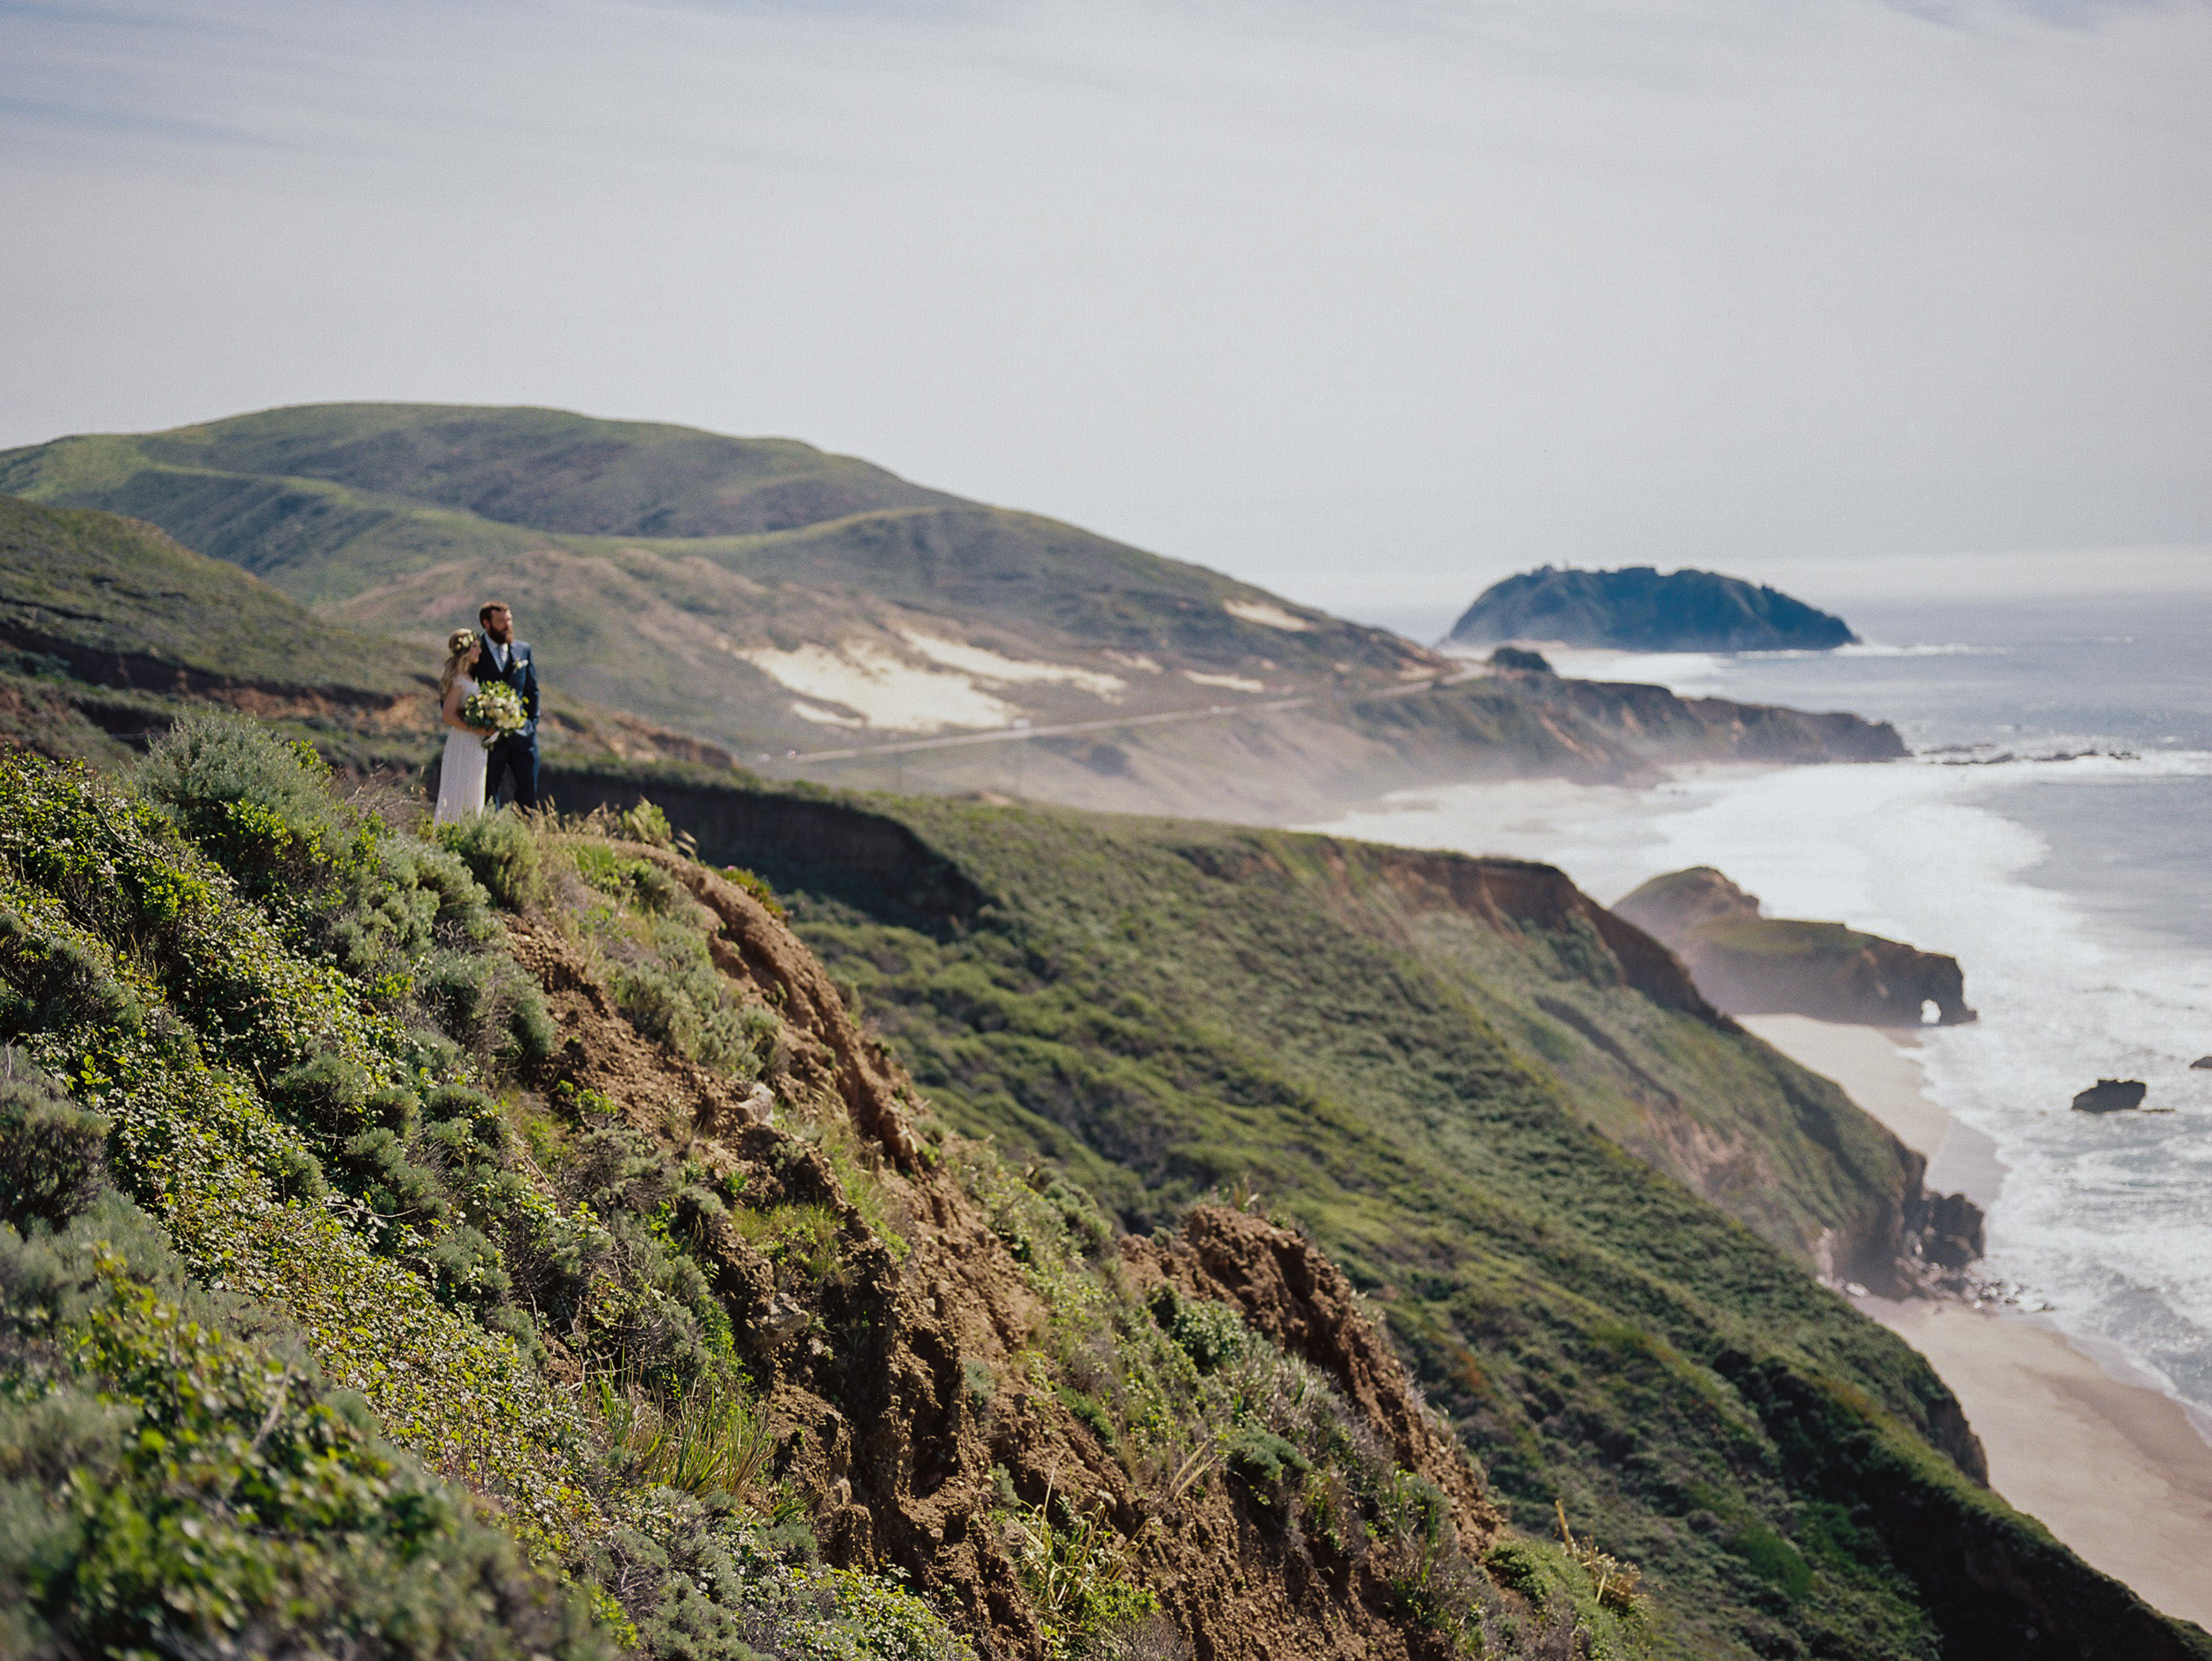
[1183,670,1267,693]
[1104,650,1164,673]
[898,630,1125,698]
[735,642,1018,732]
[1224,599,1314,632]
[789,700,864,728]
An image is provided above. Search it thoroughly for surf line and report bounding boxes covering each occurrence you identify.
[782,666,1487,764]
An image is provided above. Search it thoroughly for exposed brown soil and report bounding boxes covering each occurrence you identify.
[506,841,1514,1660]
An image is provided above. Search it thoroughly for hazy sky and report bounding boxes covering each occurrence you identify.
[4,0,2208,636]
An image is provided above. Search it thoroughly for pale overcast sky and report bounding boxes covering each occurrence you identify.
[4,0,2208,635]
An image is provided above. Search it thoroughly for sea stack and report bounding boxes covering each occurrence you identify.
[1449,565,1859,652]
[2071,1079,2149,1113]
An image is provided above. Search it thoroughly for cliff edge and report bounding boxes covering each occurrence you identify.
[1617,865,1977,1027]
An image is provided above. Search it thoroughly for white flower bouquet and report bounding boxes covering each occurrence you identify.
[460,681,527,747]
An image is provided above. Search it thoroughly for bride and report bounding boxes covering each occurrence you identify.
[433,627,491,824]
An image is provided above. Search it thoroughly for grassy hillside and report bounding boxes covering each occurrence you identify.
[0,718,1673,1661]
[0,406,1905,819]
[535,762,2207,1661]
[0,494,742,775]
[0,493,409,696]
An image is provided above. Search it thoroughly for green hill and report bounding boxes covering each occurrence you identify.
[0,493,741,773]
[1,703,2199,1656]
[526,758,2208,1661]
[2,407,1902,819]
[1450,567,1859,653]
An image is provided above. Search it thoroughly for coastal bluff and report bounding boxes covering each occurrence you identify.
[1617,865,1977,1027]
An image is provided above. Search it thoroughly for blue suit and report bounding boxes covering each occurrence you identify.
[472,638,540,810]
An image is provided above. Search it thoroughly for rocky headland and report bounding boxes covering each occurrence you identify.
[1616,865,1977,1027]
[1450,564,1859,652]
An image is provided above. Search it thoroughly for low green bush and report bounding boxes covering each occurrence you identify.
[0,745,979,1657]
[0,1049,109,1232]
[434,809,549,913]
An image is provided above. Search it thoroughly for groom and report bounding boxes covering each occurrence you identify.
[472,600,541,810]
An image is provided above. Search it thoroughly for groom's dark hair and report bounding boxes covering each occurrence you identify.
[478,601,509,626]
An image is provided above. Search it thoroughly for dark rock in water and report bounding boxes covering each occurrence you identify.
[2070,1079,2148,1113]
[1615,866,1977,1027]
[1450,565,1859,652]
[1486,645,1553,673]
[2192,1055,2212,1071]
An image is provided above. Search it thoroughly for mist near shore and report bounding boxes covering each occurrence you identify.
[4,0,2209,629]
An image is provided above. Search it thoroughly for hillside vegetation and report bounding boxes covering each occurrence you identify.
[0,494,740,775]
[0,719,1674,1661]
[4,410,1901,819]
[530,759,2207,1661]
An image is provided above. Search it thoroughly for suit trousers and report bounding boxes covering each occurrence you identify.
[485,733,540,811]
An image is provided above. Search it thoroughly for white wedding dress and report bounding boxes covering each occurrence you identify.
[434,674,489,823]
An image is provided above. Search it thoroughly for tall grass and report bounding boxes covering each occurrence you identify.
[594,1371,777,1506]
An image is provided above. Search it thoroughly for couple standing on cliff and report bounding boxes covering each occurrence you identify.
[432,600,541,824]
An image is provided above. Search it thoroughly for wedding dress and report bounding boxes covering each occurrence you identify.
[434,675,489,823]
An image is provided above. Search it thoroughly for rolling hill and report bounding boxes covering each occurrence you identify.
[0,494,735,773]
[2,406,1903,819]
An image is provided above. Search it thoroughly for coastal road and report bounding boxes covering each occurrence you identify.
[773,663,1491,767]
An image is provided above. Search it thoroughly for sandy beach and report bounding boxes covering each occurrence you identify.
[1747,1015,2212,1630]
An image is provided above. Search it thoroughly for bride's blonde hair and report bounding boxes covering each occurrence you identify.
[438,627,478,699]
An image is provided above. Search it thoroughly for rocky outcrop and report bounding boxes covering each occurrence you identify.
[1617,866,1975,1027]
[2072,1079,2148,1113]
[1481,668,1909,764]
[1356,846,1726,1024]
[1449,565,1859,652]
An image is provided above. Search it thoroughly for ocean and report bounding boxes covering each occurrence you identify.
[1304,591,2212,1430]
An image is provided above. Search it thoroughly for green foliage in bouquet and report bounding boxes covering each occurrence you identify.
[461,682,528,745]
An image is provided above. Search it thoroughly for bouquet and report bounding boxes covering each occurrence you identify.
[460,681,527,747]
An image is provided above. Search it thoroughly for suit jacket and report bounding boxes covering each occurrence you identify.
[472,639,539,738]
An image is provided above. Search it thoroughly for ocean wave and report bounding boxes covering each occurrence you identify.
[1309,755,2212,1432]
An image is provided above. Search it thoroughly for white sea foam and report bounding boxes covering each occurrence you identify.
[1305,752,2212,1426]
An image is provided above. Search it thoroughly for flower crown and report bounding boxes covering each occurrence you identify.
[447,627,478,651]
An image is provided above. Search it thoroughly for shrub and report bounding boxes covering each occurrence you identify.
[612,800,689,854]
[0,1049,108,1232]
[1225,1426,1310,1493]
[435,810,549,912]
[0,909,145,1039]
[0,1214,608,1661]
[270,1050,373,1134]
[135,719,534,1071]
[134,711,344,905]
[608,927,771,1080]
[1148,1286,1248,1375]
[418,948,557,1065]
